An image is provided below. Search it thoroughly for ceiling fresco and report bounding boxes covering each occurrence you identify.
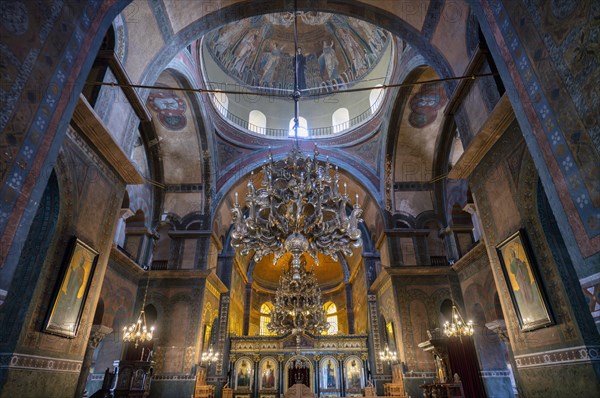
[252,251,346,292]
[203,12,391,93]
[148,90,188,131]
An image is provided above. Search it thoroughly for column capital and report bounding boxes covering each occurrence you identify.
[485,319,509,343]
[88,325,113,349]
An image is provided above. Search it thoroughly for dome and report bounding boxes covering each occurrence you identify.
[203,12,391,93]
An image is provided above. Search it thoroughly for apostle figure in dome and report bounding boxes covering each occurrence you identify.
[296,47,307,90]
[261,42,285,86]
[233,32,259,75]
[319,41,339,81]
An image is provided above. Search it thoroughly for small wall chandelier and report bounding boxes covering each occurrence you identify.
[123,267,155,348]
[443,304,474,337]
[268,256,329,335]
[201,345,220,365]
[379,343,398,364]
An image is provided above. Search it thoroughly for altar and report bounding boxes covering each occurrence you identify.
[228,333,369,398]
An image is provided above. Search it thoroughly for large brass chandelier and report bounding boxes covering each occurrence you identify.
[230,144,364,267]
[229,2,363,337]
[268,256,329,335]
[229,3,363,271]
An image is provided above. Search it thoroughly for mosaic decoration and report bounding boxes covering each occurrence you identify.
[204,12,390,92]
[348,133,381,170]
[483,0,600,241]
[147,91,187,130]
[0,0,100,237]
[408,83,448,128]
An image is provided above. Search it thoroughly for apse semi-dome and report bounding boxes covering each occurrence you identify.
[204,12,391,93]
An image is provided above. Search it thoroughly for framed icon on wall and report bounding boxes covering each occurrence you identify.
[496,229,553,331]
[45,237,98,338]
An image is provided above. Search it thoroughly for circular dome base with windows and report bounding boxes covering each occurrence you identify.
[198,12,394,139]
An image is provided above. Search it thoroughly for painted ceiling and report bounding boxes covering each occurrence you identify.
[203,12,391,92]
[252,251,346,292]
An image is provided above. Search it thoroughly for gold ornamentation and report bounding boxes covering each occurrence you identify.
[206,281,220,298]
[385,156,393,213]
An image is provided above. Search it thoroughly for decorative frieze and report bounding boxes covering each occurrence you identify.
[229,334,368,355]
[514,345,600,369]
[480,370,511,377]
[152,374,196,381]
[403,371,435,379]
[0,353,82,373]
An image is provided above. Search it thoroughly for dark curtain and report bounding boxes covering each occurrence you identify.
[125,341,154,361]
[288,367,310,388]
[446,336,487,398]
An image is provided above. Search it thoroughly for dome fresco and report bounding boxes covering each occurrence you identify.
[203,12,391,93]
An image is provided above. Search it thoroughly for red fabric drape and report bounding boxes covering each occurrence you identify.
[446,336,487,398]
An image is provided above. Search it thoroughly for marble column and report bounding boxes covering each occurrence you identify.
[75,325,113,398]
[253,354,260,398]
[313,354,321,394]
[440,226,460,263]
[345,283,355,334]
[278,354,285,393]
[463,203,482,243]
[337,354,346,397]
[242,282,252,335]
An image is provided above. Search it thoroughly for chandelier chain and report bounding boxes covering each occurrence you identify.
[123,263,155,348]
[444,276,474,338]
[230,0,363,337]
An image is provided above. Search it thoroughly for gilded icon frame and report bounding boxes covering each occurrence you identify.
[45,237,98,338]
[496,229,553,331]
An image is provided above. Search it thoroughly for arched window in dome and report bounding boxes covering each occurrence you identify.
[289,117,308,138]
[260,302,275,336]
[212,90,229,117]
[249,110,267,134]
[369,84,384,112]
[332,108,350,133]
[323,302,338,335]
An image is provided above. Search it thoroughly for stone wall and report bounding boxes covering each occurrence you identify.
[469,121,600,396]
[455,243,514,397]
[0,127,125,397]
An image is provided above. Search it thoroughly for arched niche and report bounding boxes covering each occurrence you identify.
[284,356,313,391]
[319,356,340,390]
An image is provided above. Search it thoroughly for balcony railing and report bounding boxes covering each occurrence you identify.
[430,256,449,266]
[151,260,169,271]
[210,89,384,139]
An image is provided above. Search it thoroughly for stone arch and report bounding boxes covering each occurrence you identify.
[138,1,456,91]
[0,0,481,282]
[162,66,214,186]
[284,355,314,391]
[439,298,454,326]
[212,149,383,223]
